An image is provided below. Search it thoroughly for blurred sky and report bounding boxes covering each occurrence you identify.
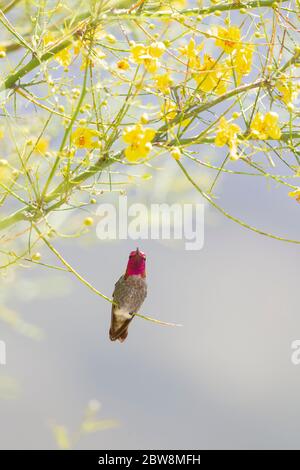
[1,177,300,449]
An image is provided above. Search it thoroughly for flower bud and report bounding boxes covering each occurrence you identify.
[83,217,94,226]
[170,147,181,161]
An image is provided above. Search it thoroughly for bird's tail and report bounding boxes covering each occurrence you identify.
[109,326,129,343]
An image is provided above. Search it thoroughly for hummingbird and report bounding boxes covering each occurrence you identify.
[109,248,147,343]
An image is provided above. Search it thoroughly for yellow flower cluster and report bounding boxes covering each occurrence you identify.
[130,41,166,73]
[215,111,283,161]
[212,25,254,84]
[215,117,241,160]
[123,124,156,162]
[250,112,281,140]
[179,39,229,95]
[179,28,253,95]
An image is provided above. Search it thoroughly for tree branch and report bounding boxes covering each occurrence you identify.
[1,1,287,90]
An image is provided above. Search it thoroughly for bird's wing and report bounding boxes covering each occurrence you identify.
[109,310,133,342]
[109,275,133,342]
[109,275,147,342]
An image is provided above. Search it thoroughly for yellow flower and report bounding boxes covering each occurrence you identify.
[215,117,241,160]
[160,99,177,121]
[276,74,300,106]
[117,59,130,70]
[43,32,72,67]
[194,54,230,95]
[231,44,255,84]
[288,188,300,203]
[179,38,203,69]
[250,112,281,140]
[214,25,241,53]
[153,73,173,94]
[123,124,156,162]
[71,128,99,149]
[0,129,3,139]
[130,42,165,73]
[33,137,49,155]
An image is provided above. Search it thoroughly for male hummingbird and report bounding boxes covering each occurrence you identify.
[109,248,147,343]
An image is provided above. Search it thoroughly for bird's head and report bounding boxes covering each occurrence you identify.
[125,248,146,278]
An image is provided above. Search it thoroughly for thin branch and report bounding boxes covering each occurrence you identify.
[34,224,181,327]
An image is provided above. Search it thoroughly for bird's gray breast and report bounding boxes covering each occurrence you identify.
[113,275,147,313]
